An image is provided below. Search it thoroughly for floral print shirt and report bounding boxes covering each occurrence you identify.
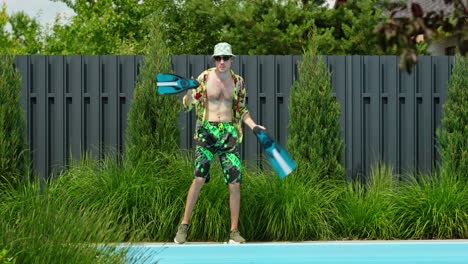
[183,68,249,143]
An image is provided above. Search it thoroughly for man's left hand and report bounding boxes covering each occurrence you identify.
[254,125,266,131]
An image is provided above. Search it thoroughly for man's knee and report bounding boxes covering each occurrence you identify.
[228,183,240,191]
[193,177,206,186]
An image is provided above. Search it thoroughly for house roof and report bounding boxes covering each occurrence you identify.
[387,0,464,18]
[332,0,467,18]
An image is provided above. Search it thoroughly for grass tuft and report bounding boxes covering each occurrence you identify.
[333,164,398,239]
[394,170,468,239]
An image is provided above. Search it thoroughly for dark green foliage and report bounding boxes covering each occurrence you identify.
[5,0,439,56]
[219,0,320,55]
[314,0,429,56]
[0,5,42,55]
[437,55,467,183]
[125,16,180,165]
[313,0,389,55]
[156,0,226,55]
[45,0,153,54]
[287,33,345,181]
[0,55,28,187]
[8,11,42,54]
[155,0,324,55]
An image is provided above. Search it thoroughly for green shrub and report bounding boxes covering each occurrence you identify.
[0,55,29,187]
[125,15,180,165]
[437,55,467,183]
[287,32,344,181]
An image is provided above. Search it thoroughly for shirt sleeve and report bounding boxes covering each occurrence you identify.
[237,76,250,120]
[182,73,205,112]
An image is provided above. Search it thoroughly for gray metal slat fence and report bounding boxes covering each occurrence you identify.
[13,55,453,180]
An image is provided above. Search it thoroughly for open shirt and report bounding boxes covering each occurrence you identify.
[183,68,249,144]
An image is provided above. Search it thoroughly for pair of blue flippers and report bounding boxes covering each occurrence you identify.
[156,73,297,178]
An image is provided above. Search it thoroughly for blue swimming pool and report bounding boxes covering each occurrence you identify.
[118,240,468,264]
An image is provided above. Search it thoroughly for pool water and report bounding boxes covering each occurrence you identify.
[118,240,468,264]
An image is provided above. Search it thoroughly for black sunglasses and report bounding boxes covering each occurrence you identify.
[214,56,232,62]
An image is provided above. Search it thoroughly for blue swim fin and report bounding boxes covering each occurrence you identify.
[253,127,297,178]
[156,73,200,94]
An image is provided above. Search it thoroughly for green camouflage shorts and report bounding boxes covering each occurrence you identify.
[193,121,242,184]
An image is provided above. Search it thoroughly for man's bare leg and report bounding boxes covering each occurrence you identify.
[181,177,206,225]
[228,183,241,230]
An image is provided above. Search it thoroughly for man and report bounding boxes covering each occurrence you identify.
[175,42,265,244]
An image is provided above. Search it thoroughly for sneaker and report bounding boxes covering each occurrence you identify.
[174,224,188,244]
[229,229,246,244]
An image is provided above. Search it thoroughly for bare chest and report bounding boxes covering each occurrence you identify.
[206,75,234,101]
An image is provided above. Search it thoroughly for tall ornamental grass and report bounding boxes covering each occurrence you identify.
[393,170,468,239]
[287,32,344,181]
[0,55,29,187]
[52,151,340,242]
[39,151,468,242]
[0,178,151,264]
[333,165,398,239]
[1,150,465,262]
[242,170,338,241]
[53,151,239,242]
[54,151,192,242]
